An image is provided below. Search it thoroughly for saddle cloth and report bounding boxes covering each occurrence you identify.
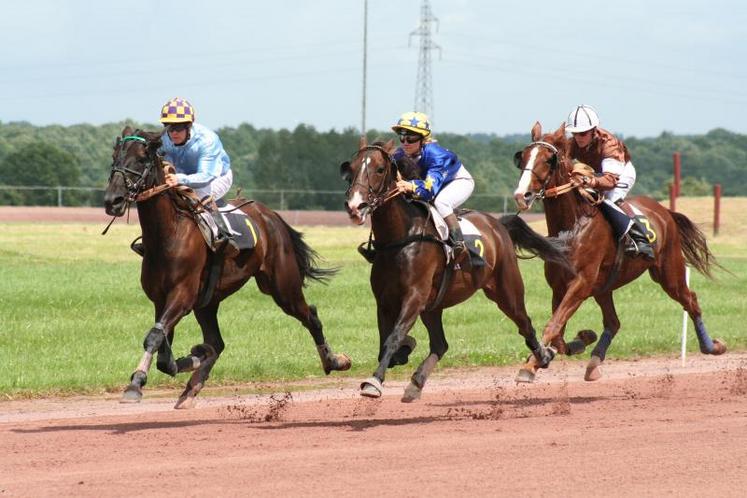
[196,203,258,252]
[428,206,486,267]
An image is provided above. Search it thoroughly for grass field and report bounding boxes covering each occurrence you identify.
[0,197,745,398]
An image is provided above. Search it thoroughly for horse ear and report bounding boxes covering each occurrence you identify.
[531,122,542,141]
[554,122,567,141]
[359,135,367,149]
[122,125,133,137]
[383,138,395,153]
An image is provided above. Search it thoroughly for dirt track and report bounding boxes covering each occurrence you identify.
[2,353,747,497]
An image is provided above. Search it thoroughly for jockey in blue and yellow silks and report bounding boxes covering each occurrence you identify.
[392,111,475,264]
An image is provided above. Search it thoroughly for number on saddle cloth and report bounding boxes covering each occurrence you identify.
[428,206,486,267]
[627,204,657,244]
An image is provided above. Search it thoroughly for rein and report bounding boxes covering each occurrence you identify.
[522,141,600,205]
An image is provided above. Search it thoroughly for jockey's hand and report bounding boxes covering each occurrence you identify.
[571,171,596,188]
[164,173,179,187]
[396,180,416,194]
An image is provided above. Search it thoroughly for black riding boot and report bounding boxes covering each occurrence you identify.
[211,211,240,257]
[599,200,654,260]
[627,219,655,260]
[444,213,467,265]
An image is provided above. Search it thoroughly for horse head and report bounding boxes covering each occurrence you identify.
[512,122,571,211]
[104,126,163,216]
[340,135,397,225]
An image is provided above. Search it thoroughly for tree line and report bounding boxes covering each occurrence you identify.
[0,120,744,209]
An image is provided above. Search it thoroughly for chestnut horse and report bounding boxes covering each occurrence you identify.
[104,127,350,408]
[341,137,572,401]
[512,122,726,382]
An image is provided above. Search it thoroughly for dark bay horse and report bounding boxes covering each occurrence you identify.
[341,136,572,401]
[104,127,350,408]
[512,122,726,382]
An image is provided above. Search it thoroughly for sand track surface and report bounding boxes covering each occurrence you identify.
[2,353,747,497]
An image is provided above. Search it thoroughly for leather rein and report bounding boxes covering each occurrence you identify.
[519,141,600,205]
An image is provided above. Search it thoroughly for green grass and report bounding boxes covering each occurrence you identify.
[0,222,745,398]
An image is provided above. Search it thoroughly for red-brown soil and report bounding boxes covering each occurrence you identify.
[2,353,746,497]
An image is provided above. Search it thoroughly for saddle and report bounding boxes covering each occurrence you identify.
[357,200,485,268]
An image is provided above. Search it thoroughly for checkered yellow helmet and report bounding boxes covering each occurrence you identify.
[160,97,195,124]
[392,111,431,137]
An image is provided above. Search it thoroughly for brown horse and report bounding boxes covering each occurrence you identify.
[512,122,726,382]
[104,127,350,408]
[341,136,572,401]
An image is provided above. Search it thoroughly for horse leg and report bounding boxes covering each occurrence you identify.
[481,274,543,383]
[173,302,225,409]
[121,321,168,403]
[361,295,423,398]
[402,309,448,402]
[257,272,351,375]
[649,265,727,355]
[376,305,417,368]
[121,285,197,403]
[584,292,621,381]
[519,280,590,379]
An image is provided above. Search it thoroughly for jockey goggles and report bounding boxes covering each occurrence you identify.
[165,123,190,133]
[398,133,422,144]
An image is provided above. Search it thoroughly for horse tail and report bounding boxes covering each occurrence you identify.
[670,210,721,279]
[499,214,574,273]
[275,213,338,286]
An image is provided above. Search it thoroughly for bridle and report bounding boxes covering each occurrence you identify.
[516,139,600,205]
[514,140,562,199]
[345,144,401,212]
[109,134,172,203]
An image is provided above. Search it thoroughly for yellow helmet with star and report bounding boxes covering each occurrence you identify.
[159,97,195,124]
[392,111,431,137]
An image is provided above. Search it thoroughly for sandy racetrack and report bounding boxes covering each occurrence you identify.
[2,206,745,496]
[2,353,747,497]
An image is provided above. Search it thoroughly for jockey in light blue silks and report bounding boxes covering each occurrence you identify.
[158,97,238,255]
[392,111,475,264]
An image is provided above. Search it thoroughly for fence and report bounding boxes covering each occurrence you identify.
[0,185,536,214]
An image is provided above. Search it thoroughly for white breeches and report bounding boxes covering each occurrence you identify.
[193,169,233,201]
[605,161,636,203]
[433,166,475,218]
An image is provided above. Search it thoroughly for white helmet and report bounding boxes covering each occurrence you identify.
[566,105,600,133]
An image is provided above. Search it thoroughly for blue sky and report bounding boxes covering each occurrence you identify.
[0,0,744,137]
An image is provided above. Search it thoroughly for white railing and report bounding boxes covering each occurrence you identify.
[0,185,523,213]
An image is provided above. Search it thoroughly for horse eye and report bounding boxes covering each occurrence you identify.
[376,166,385,174]
[513,151,523,169]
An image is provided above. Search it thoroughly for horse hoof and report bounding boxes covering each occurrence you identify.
[585,356,603,381]
[710,339,727,355]
[334,353,352,371]
[120,386,143,403]
[515,369,535,383]
[360,377,383,398]
[174,395,196,410]
[401,382,422,403]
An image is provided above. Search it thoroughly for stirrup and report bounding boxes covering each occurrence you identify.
[624,238,654,260]
[451,241,468,266]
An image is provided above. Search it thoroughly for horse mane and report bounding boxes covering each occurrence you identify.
[391,150,420,181]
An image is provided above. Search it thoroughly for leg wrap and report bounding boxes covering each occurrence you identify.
[143,322,166,352]
[591,328,613,361]
[694,316,715,353]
